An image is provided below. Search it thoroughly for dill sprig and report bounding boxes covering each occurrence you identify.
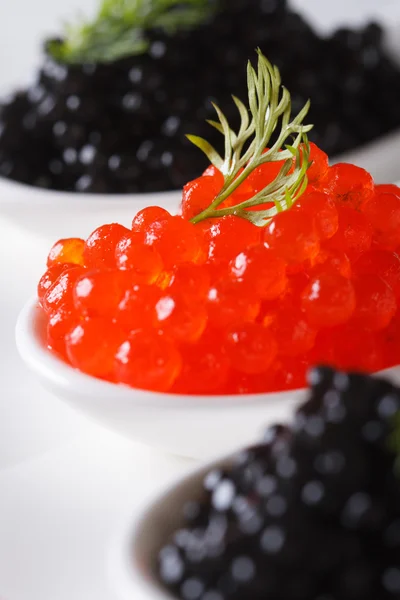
[188,49,313,227]
[48,0,214,64]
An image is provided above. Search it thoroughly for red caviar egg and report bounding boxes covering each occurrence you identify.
[84,223,131,269]
[224,368,278,395]
[374,184,400,197]
[309,249,351,279]
[131,206,171,232]
[42,266,85,314]
[355,249,400,299]
[202,164,225,183]
[326,206,372,261]
[38,263,77,302]
[115,232,163,283]
[323,163,374,209]
[207,280,260,328]
[329,325,383,373]
[166,263,211,302]
[225,323,277,375]
[171,327,230,394]
[380,312,400,368]
[301,273,356,327]
[181,174,222,220]
[73,270,134,318]
[66,318,124,379]
[47,306,78,357]
[116,284,161,331]
[229,245,287,300]
[47,238,85,267]
[144,216,205,267]
[294,191,338,240]
[247,159,286,193]
[155,293,207,343]
[270,310,316,357]
[115,331,181,392]
[306,142,329,184]
[362,192,400,251]
[200,215,261,263]
[264,210,320,263]
[351,275,396,331]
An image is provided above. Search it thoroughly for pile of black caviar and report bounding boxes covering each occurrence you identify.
[157,367,400,600]
[2,0,400,193]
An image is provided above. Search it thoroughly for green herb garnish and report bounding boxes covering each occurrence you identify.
[48,0,214,64]
[188,49,313,227]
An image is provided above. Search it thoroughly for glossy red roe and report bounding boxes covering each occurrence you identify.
[327,325,383,373]
[114,331,181,392]
[306,142,329,184]
[362,192,400,251]
[47,238,85,267]
[294,191,338,240]
[131,206,171,232]
[200,215,261,263]
[166,263,211,302]
[351,275,396,331]
[326,206,372,261]
[207,280,260,328]
[155,293,207,343]
[225,323,277,374]
[66,318,124,379]
[144,215,205,267]
[38,143,400,394]
[301,273,356,327]
[323,163,374,209]
[115,232,163,282]
[181,174,222,220]
[380,312,400,368]
[38,263,77,302]
[272,357,310,391]
[116,284,161,331]
[229,245,287,300]
[269,310,316,357]
[83,223,131,269]
[42,266,85,314]
[73,270,134,318]
[309,249,351,279]
[171,328,230,394]
[264,210,320,263]
[247,159,286,193]
[374,184,400,197]
[47,306,78,357]
[355,249,400,299]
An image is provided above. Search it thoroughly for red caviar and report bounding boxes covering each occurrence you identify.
[36,144,400,394]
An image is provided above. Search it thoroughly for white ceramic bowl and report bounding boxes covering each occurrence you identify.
[109,455,232,600]
[0,176,181,239]
[15,297,400,460]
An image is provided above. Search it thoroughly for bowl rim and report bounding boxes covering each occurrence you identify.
[15,296,310,408]
[0,173,181,205]
[108,454,233,600]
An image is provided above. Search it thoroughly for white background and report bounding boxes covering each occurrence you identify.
[1,0,400,89]
[1,1,400,599]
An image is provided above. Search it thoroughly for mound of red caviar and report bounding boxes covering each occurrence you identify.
[36,144,400,394]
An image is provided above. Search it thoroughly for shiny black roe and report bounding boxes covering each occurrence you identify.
[1,0,400,193]
[157,367,400,600]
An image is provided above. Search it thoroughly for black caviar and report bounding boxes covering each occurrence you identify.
[2,0,400,193]
[158,367,400,600]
